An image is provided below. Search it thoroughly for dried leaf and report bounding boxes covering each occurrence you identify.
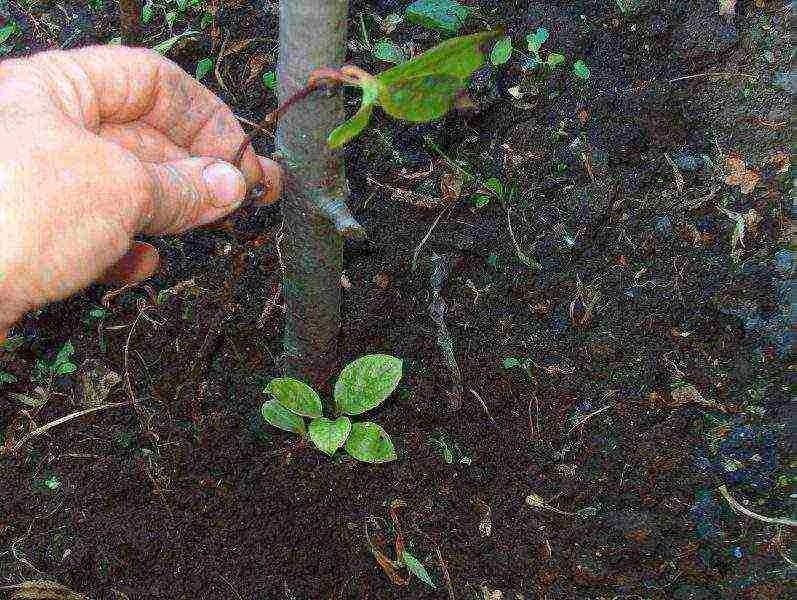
[440,171,464,205]
[9,579,88,600]
[245,54,272,85]
[366,176,445,210]
[723,154,760,194]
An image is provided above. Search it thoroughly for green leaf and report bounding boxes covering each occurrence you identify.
[472,194,490,208]
[484,177,503,197]
[372,39,407,64]
[0,372,17,384]
[328,100,376,148]
[546,52,565,68]
[405,0,473,33]
[502,357,520,369]
[54,340,75,366]
[334,354,403,416]
[527,27,549,52]
[344,422,397,463]
[152,30,201,56]
[262,70,277,90]
[378,30,499,86]
[573,59,590,80]
[308,416,351,456]
[0,21,21,45]
[402,550,437,588]
[55,362,77,376]
[264,378,322,418]
[260,399,306,435]
[142,2,154,23]
[0,335,25,351]
[379,74,464,122]
[10,392,45,408]
[490,36,513,66]
[195,57,214,80]
[328,77,380,148]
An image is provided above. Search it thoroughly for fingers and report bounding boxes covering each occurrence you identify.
[257,156,283,205]
[26,45,267,192]
[137,157,247,235]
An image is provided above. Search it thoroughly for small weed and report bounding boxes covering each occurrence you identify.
[262,70,278,91]
[195,56,214,81]
[261,354,402,463]
[615,0,641,16]
[0,19,21,56]
[405,0,473,33]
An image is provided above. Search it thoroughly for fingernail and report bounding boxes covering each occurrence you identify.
[201,162,245,217]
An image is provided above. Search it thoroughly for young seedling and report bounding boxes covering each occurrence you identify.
[260,354,402,463]
[525,27,566,72]
[9,340,78,410]
[235,29,503,158]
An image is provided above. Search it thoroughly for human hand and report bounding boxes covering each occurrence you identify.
[0,45,281,341]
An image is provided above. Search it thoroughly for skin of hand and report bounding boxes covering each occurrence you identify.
[0,45,282,343]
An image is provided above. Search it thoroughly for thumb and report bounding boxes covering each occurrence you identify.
[137,157,247,235]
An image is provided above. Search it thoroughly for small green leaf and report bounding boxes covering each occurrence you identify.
[264,378,322,418]
[107,37,122,45]
[405,0,473,33]
[328,78,380,148]
[0,21,21,45]
[379,74,464,122]
[142,2,154,23]
[372,39,408,64]
[328,101,375,148]
[502,357,520,369]
[0,372,17,384]
[527,27,549,52]
[260,399,306,435]
[152,30,201,56]
[334,354,403,416]
[490,36,513,66]
[308,416,351,456]
[484,177,503,197]
[573,59,590,80]
[262,70,277,90]
[345,421,397,463]
[55,340,75,366]
[378,30,500,85]
[10,392,45,408]
[546,52,566,68]
[195,57,214,80]
[1,335,25,351]
[402,550,437,588]
[472,194,490,208]
[55,362,77,376]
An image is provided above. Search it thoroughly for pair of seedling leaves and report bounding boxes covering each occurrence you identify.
[261,354,402,463]
[323,29,501,149]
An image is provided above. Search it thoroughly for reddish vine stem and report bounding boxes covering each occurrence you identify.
[233,67,351,169]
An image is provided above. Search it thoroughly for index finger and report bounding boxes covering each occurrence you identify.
[31,45,264,189]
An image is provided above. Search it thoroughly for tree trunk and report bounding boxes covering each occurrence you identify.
[276,0,359,392]
[119,0,144,47]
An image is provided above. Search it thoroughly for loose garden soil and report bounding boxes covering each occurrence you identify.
[0,1,794,599]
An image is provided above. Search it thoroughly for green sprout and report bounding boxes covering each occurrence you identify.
[573,59,591,80]
[260,354,402,463]
[615,0,641,15]
[525,27,566,71]
[324,29,503,148]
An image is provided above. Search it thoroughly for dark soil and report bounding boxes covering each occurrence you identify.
[1,1,794,599]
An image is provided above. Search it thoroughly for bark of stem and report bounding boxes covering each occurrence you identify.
[275,0,350,391]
